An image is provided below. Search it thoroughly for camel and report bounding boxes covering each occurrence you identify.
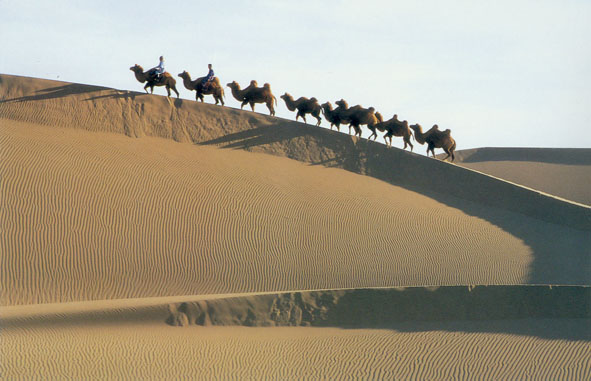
[373,114,414,150]
[320,102,345,131]
[178,71,225,105]
[129,64,179,98]
[334,100,382,137]
[333,99,360,135]
[226,80,277,116]
[280,93,322,126]
[409,123,456,161]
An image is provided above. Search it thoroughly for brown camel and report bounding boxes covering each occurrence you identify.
[374,114,414,150]
[321,102,343,131]
[226,80,277,116]
[334,100,382,137]
[178,71,225,105]
[129,64,179,98]
[409,123,456,161]
[280,93,322,126]
[334,99,360,136]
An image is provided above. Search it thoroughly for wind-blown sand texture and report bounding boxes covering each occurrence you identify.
[1,74,590,379]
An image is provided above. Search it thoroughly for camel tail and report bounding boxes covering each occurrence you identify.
[274,95,277,106]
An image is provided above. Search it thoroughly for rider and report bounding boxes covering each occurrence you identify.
[201,64,214,90]
[150,56,165,82]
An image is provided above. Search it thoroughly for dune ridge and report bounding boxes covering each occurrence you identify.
[2,286,589,329]
[1,74,589,230]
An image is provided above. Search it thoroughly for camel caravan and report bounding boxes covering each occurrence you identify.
[130,60,456,161]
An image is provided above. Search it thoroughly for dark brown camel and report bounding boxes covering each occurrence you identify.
[409,123,456,161]
[130,64,179,98]
[333,99,360,136]
[334,100,382,137]
[280,93,322,126]
[374,114,414,150]
[178,71,225,105]
[320,102,346,131]
[226,80,277,115]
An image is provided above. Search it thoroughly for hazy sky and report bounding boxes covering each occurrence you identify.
[1,0,590,150]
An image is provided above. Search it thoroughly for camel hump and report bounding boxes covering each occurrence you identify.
[264,83,271,88]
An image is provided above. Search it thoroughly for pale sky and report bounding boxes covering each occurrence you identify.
[1,0,590,150]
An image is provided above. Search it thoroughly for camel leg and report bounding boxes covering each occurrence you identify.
[166,86,171,98]
[173,86,179,98]
[315,116,321,126]
[250,102,255,112]
[443,148,452,161]
[241,100,248,110]
[144,84,150,94]
[267,101,275,116]
[404,136,413,152]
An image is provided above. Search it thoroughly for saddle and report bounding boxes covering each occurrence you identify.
[149,71,168,84]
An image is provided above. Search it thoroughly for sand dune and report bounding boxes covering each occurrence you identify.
[1,74,589,378]
[449,147,591,205]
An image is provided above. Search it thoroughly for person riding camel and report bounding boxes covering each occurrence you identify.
[150,56,165,83]
[201,64,214,91]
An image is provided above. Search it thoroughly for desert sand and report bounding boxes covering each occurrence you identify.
[1,74,590,379]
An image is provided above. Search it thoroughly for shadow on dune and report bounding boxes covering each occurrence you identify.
[162,287,591,341]
[0,84,112,103]
[84,91,147,102]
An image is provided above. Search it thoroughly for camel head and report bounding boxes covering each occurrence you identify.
[280,93,292,101]
[409,123,422,133]
[178,71,190,80]
[321,101,333,111]
[129,64,143,73]
[226,81,240,90]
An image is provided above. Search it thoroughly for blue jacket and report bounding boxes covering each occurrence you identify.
[204,69,214,82]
